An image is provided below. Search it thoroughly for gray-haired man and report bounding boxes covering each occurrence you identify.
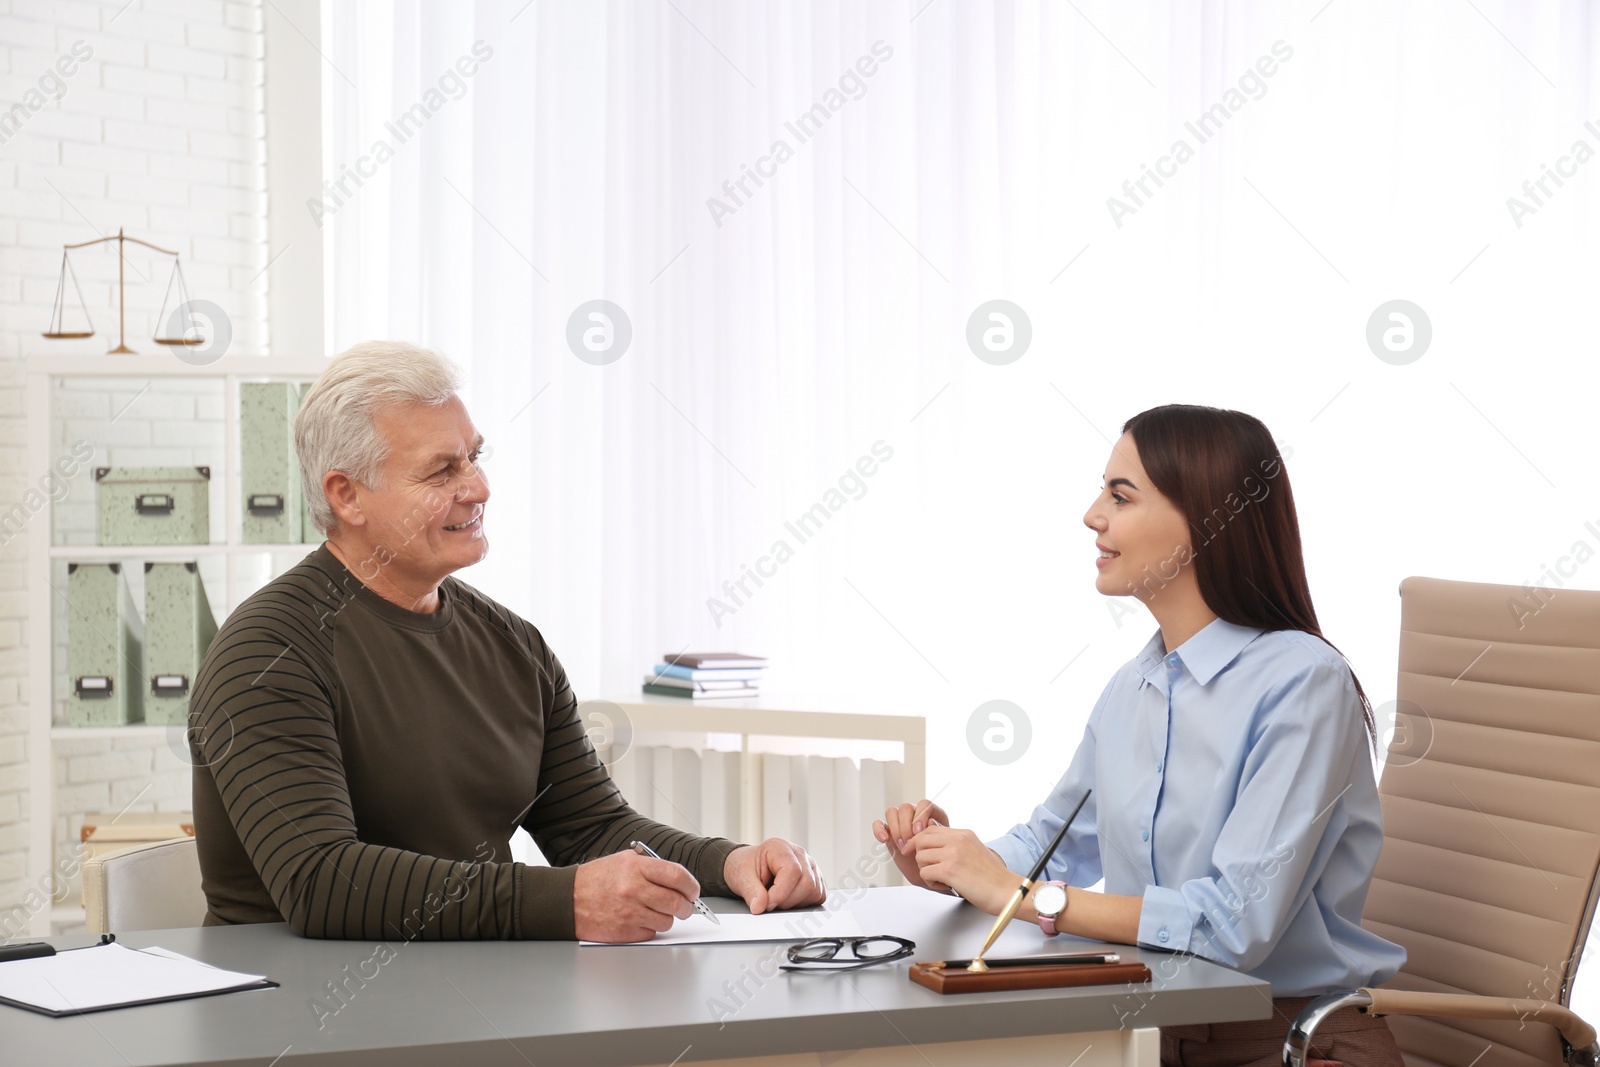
[191,341,825,941]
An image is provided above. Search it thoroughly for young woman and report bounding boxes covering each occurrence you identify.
[875,404,1407,1067]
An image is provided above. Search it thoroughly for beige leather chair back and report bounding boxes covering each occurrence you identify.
[1362,576,1600,1067]
[82,836,207,934]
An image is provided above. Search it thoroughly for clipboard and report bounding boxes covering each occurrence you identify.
[0,935,278,1017]
[909,956,1151,994]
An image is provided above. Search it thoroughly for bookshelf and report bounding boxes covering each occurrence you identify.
[22,353,328,936]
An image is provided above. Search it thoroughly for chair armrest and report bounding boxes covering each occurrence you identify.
[1282,988,1600,1067]
[1362,988,1598,1061]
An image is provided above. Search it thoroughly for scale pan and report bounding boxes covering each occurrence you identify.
[154,337,206,346]
[41,331,94,339]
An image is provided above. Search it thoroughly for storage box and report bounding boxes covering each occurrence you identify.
[66,562,144,726]
[94,467,210,546]
[142,562,218,726]
[298,381,320,543]
[241,382,302,544]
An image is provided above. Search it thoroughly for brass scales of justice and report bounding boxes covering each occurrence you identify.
[41,228,207,355]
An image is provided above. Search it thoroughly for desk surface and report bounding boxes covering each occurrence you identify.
[0,886,1271,1067]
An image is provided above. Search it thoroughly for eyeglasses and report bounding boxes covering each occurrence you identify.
[780,936,915,972]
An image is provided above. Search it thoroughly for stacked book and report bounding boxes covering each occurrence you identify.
[644,652,767,699]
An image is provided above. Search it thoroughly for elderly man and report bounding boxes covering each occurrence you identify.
[190,341,825,941]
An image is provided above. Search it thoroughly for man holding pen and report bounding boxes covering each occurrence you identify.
[189,341,825,942]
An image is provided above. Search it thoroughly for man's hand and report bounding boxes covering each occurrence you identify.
[573,850,699,942]
[907,825,1014,913]
[873,800,951,892]
[723,838,826,914]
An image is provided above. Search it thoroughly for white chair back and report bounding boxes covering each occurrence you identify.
[82,836,207,934]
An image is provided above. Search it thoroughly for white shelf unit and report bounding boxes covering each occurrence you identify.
[608,694,927,841]
[23,352,330,936]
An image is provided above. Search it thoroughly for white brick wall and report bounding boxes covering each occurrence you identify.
[0,0,268,925]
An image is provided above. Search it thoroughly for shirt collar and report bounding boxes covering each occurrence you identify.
[1137,616,1265,687]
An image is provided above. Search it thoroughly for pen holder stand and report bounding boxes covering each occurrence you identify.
[908,960,1152,994]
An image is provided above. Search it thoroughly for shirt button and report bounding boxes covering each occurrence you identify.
[1156,761,1163,773]
[1158,929,1170,943]
[1141,830,1150,842]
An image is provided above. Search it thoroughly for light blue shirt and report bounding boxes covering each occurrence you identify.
[988,617,1406,995]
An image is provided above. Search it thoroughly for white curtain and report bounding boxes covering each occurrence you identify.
[321,0,1600,953]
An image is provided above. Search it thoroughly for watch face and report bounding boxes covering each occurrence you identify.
[1034,883,1067,918]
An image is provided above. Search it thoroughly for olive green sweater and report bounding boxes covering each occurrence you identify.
[189,545,740,939]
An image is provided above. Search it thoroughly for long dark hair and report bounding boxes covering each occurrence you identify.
[1122,404,1376,747]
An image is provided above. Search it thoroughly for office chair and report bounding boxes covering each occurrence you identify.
[82,836,207,934]
[1285,576,1600,1067]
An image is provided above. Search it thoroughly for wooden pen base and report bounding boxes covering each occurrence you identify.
[909,960,1152,994]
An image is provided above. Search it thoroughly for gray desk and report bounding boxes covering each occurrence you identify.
[0,886,1271,1067]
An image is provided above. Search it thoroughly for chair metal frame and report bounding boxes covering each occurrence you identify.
[1283,989,1600,1067]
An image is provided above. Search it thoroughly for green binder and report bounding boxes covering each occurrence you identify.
[241,382,302,544]
[142,562,218,726]
[66,562,144,727]
[298,381,319,543]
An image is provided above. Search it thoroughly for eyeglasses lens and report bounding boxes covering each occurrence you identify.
[791,939,844,962]
[851,937,907,960]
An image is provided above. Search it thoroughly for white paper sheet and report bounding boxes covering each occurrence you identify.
[0,942,271,1015]
[580,909,866,946]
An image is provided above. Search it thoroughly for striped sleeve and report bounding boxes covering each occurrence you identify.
[191,592,532,941]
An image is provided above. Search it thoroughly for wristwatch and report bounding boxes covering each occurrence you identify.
[1033,881,1068,936]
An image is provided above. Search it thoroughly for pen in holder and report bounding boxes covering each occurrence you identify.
[964,789,1090,973]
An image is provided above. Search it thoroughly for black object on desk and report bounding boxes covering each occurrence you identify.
[0,932,114,963]
[0,942,58,963]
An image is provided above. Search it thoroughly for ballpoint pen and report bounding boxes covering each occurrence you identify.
[629,840,721,925]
